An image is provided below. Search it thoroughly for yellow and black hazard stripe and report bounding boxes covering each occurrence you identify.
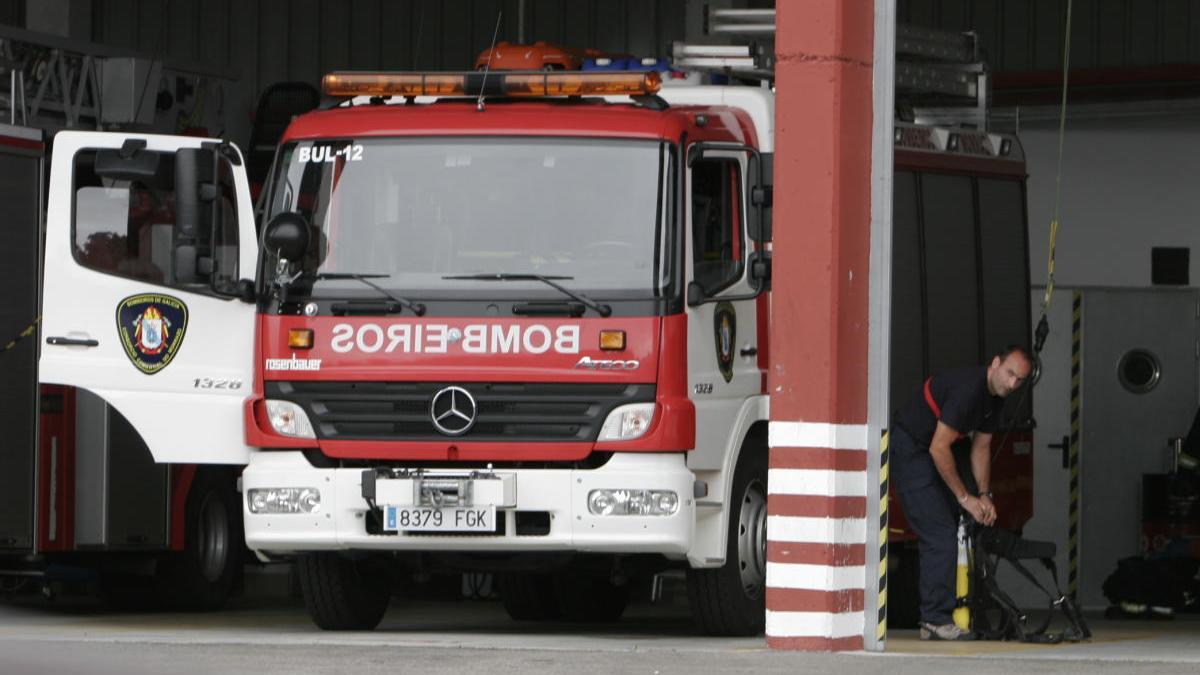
[1068,292,1081,599]
[1,315,40,354]
[877,430,890,642]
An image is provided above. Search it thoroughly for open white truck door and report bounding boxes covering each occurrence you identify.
[41,131,258,464]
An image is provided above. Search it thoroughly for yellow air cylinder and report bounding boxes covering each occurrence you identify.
[953,516,971,630]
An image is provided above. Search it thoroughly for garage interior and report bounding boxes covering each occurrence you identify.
[0,0,1198,666]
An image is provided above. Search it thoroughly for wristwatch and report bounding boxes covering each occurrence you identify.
[980,491,994,499]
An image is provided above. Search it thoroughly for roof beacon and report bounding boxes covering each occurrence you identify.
[321,70,662,99]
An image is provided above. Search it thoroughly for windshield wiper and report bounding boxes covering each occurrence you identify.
[314,273,426,316]
[442,273,612,317]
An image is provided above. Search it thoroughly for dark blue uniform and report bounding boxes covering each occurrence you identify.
[892,366,1003,625]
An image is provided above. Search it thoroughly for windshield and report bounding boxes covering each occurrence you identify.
[266,137,670,299]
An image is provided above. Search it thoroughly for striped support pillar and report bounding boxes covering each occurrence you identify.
[766,0,876,652]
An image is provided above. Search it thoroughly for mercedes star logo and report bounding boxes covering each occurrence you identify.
[430,386,477,436]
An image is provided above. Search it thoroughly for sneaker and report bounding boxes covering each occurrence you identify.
[919,622,975,641]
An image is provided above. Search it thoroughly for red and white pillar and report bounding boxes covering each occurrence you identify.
[766,0,879,651]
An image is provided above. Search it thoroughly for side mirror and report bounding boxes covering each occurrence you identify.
[236,279,257,303]
[751,185,773,208]
[749,252,772,288]
[263,212,311,262]
[747,151,773,242]
[746,186,773,241]
[173,245,197,283]
[175,147,217,238]
[686,281,708,307]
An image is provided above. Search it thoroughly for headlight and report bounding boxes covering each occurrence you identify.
[587,489,679,516]
[247,487,321,514]
[597,403,655,441]
[264,400,316,438]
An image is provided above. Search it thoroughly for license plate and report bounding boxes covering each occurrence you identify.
[384,505,496,532]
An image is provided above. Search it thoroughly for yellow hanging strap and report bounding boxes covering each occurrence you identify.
[1035,0,1073,353]
[1,315,41,354]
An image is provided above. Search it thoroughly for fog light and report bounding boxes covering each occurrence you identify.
[264,400,316,438]
[587,489,679,516]
[248,487,321,514]
[598,403,655,441]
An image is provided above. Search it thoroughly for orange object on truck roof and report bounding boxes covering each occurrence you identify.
[473,41,629,71]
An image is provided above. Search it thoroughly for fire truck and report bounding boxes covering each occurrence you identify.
[0,122,246,609]
[29,30,1031,632]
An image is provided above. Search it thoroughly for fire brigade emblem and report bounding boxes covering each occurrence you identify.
[116,293,189,374]
[713,302,736,383]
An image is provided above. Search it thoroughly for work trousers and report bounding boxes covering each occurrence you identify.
[891,426,960,626]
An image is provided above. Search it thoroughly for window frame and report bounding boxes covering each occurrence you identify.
[70,146,243,299]
[688,153,748,297]
[259,136,675,302]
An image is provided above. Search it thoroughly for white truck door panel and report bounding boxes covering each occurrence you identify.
[685,150,764,471]
[40,131,258,464]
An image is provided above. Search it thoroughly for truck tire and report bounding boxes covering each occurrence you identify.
[297,553,391,630]
[497,573,561,621]
[687,448,768,636]
[156,469,243,610]
[554,574,629,622]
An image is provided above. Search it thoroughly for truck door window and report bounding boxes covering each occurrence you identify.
[72,149,239,295]
[691,158,744,293]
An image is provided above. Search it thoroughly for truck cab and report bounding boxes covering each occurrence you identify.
[244,70,774,633]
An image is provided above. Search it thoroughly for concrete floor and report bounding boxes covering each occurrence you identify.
[0,573,1198,674]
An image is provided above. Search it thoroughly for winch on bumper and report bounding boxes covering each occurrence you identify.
[242,451,695,555]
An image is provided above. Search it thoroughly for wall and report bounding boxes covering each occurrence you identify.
[89,0,698,145]
[900,0,1200,73]
[1,0,709,152]
[90,0,693,79]
[1021,105,1200,288]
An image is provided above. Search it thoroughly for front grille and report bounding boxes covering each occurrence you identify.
[266,381,654,442]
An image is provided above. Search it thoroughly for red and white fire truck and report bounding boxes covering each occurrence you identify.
[29,38,1032,632]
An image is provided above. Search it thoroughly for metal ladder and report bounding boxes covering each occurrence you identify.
[671,8,992,130]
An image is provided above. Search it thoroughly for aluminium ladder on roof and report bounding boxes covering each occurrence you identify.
[672,9,992,130]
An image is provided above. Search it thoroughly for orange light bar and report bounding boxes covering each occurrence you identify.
[322,73,467,97]
[288,329,314,350]
[599,330,626,351]
[322,70,661,98]
[506,72,661,96]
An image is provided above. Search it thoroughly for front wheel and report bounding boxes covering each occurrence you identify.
[156,469,243,610]
[687,449,768,636]
[297,553,391,630]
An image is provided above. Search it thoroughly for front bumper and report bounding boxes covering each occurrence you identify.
[242,451,695,556]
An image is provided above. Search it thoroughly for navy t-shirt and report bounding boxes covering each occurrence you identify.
[893,366,1004,449]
